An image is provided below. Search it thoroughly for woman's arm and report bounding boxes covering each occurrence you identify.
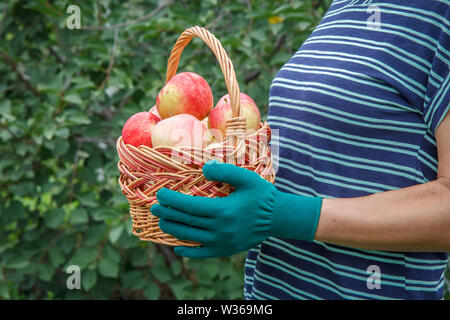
[315,112,450,252]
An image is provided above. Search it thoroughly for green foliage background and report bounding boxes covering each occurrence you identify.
[0,0,447,300]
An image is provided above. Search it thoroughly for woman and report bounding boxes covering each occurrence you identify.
[151,0,450,299]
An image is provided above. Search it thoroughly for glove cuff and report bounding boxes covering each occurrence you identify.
[270,190,323,242]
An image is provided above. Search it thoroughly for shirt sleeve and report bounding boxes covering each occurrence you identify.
[423,72,450,135]
[422,4,450,135]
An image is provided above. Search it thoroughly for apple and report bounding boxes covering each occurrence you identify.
[149,105,161,119]
[208,93,261,139]
[156,72,213,121]
[122,111,160,148]
[151,113,213,148]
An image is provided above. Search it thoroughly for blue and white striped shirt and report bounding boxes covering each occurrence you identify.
[244,0,450,300]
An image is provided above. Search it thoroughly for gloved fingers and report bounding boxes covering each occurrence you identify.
[151,204,212,229]
[156,188,220,216]
[202,160,263,188]
[158,218,214,244]
[174,246,220,259]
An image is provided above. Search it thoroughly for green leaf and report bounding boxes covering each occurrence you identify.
[73,57,102,70]
[270,52,292,66]
[130,248,147,267]
[0,100,12,119]
[102,243,120,264]
[65,112,91,125]
[98,257,119,278]
[59,234,76,254]
[38,263,55,282]
[53,139,70,157]
[49,246,65,267]
[189,259,220,286]
[70,77,95,91]
[91,208,120,221]
[122,270,146,290]
[37,74,63,93]
[64,93,83,105]
[69,207,89,224]
[168,278,191,300]
[45,208,65,229]
[250,29,266,42]
[5,255,30,269]
[25,1,60,18]
[0,281,10,299]
[44,123,57,140]
[82,269,97,291]
[67,247,98,269]
[55,127,70,139]
[150,265,172,283]
[170,260,182,276]
[76,193,98,208]
[125,216,134,236]
[109,224,124,244]
[0,242,14,254]
[143,282,160,300]
[83,224,107,246]
[194,287,216,299]
[3,200,27,219]
[8,182,35,198]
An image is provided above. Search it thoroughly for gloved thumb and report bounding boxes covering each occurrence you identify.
[202,160,262,188]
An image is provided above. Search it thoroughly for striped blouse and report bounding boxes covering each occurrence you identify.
[244,0,450,300]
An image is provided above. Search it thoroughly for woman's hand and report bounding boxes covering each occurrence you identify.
[151,160,323,258]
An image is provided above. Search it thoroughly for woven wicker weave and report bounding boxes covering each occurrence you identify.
[116,26,276,247]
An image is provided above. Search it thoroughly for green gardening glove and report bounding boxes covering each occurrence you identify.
[151,160,322,258]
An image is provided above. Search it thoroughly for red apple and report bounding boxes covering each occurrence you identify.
[151,113,213,148]
[156,72,213,121]
[122,111,160,148]
[149,105,161,119]
[208,93,261,139]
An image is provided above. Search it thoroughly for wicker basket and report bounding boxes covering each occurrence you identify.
[116,26,276,247]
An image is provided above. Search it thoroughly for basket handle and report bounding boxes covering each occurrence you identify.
[165,26,241,119]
